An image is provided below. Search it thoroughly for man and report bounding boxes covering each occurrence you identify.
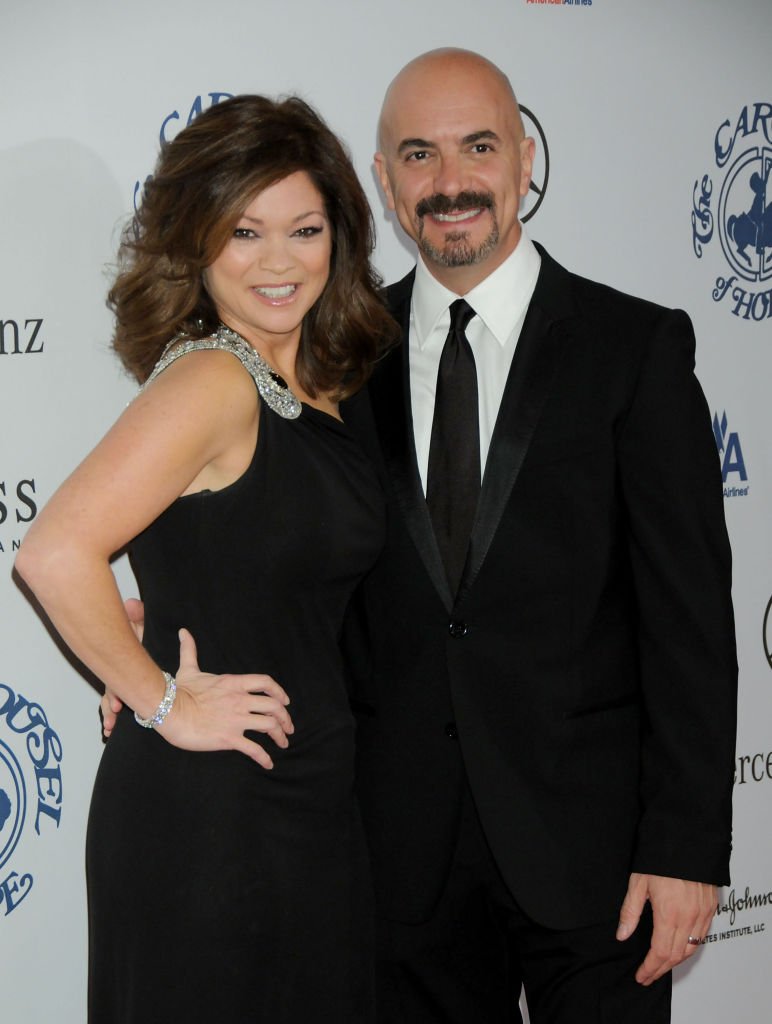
[340,48,737,1022]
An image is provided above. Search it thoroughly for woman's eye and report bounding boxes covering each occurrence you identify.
[233,227,255,239]
[294,225,324,238]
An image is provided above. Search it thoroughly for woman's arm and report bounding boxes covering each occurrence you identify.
[15,349,293,766]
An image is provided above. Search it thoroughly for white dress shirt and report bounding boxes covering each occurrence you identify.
[409,229,542,494]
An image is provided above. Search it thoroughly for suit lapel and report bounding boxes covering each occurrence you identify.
[371,272,454,611]
[457,247,576,601]
[372,250,575,609]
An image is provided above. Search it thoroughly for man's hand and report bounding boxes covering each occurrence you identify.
[125,597,146,642]
[616,872,717,985]
[100,598,146,737]
[100,688,123,738]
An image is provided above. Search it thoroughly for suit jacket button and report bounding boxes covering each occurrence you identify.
[448,620,468,638]
[444,722,458,739]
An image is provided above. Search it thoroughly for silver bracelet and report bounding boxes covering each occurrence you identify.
[134,672,177,729]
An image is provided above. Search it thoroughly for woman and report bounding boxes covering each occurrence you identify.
[16,94,396,1022]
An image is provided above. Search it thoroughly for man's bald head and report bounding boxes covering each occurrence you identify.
[378,48,525,153]
[374,48,534,292]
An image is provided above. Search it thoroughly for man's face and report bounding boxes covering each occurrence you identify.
[375,58,534,291]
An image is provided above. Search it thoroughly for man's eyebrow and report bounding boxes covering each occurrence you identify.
[462,130,500,145]
[396,130,501,156]
[397,137,434,155]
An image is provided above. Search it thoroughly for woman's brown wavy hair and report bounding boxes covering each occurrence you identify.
[109,94,397,397]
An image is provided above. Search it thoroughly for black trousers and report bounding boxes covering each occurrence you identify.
[375,787,671,1023]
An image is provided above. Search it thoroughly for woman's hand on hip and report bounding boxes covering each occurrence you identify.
[160,628,294,769]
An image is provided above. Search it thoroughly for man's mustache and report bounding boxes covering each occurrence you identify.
[415,191,494,220]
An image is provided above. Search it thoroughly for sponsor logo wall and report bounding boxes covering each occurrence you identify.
[133,92,233,210]
[0,479,38,556]
[713,411,750,498]
[2,2,770,1022]
[0,320,45,357]
[519,106,550,222]
[692,103,772,322]
[0,683,63,917]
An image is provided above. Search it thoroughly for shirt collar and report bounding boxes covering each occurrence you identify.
[411,228,541,348]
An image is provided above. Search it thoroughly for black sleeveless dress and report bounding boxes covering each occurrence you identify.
[86,334,384,1023]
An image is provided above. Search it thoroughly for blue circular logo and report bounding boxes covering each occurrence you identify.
[718,148,772,283]
[690,102,772,322]
[0,682,63,917]
[0,737,26,871]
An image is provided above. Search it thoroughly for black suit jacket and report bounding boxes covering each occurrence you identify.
[343,245,737,930]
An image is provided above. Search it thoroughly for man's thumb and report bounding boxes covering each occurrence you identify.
[617,873,647,941]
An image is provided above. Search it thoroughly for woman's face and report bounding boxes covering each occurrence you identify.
[204,171,332,354]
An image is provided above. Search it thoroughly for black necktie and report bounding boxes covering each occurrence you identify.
[426,298,480,595]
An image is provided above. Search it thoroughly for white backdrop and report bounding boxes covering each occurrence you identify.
[1,1,770,1020]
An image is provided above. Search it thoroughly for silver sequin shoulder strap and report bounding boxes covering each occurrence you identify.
[143,323,302,420]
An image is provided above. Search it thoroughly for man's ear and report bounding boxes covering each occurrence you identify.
[519,136,536,198]
[374,152,396,211]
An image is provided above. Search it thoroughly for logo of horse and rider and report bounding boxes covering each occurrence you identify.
[692,102,772,319]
